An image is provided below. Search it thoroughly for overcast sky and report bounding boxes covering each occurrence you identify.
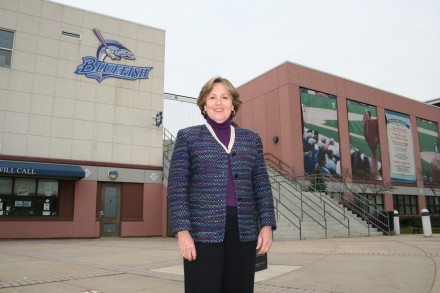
[52,0,439,102]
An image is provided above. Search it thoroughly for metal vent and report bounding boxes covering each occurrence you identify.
[60,29,81,39]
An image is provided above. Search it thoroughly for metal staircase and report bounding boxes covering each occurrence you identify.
[267,165,385,241]
[162,128,389,241]
[265,153,390,241]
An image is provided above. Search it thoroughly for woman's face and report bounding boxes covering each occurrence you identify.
[204,82,233,123]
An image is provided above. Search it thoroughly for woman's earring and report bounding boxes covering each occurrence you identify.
[231,109,236,115]
[203,110,207,115]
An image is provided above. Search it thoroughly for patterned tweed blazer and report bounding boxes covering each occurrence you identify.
[167,124,277,243]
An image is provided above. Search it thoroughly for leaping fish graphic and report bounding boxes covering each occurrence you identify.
[93,28,135,62]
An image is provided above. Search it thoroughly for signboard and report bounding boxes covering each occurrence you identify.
[300,88,340,176]
[385,110,416,183]
[75,28,153,82]
[417,118,440,184]
[347,100,382,180]
[0,161,85,179]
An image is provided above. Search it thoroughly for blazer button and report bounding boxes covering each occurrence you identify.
[232,151,236,156]
[234,173,238,179]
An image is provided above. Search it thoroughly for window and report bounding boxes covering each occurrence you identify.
[0,177,13,195]
[14,178,37,196]
[0,29,14,68]
[370,194,384,210]
[426,196,440,216]
[352,193,384,215]
[37,179,59,197]
[393,194,418,215]
[0,177,59,216]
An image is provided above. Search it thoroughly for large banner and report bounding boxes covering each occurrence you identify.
[385,110,416,183]
[347,100,382,180]
[300,88,340,176]
[417,118,440,184]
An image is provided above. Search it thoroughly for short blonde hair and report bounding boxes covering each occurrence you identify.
[196,76,242,118]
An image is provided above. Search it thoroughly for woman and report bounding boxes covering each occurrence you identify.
[168,76,276,293]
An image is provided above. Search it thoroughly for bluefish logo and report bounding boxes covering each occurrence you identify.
[75,28,153,82]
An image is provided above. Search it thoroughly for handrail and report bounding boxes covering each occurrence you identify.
[162,127,176,186]
[293,175,351,223]
[270,172,327,237]
[294,176,352,228]
[163,127,176,142]
[293,175,348,218]
[290,174,354,236]
[269,169,351,238]
[264,153,295,178]
[313,174,390,235]
[270,178,302,240]
[263,152,390,235]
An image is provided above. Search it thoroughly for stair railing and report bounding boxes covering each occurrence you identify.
[264,153,390,235]
[303,172,390,235]
[162,127,176,186]
[268,165,351,238]
[270,175,302,239]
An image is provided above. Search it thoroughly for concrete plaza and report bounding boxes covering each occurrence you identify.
[0,234,439,293]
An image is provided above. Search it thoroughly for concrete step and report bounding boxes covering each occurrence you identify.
[269,167,384,240]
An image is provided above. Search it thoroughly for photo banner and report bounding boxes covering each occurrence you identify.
[385,110,416,183]
[347,100,382,180]
[416,118,440,184]
[300,88,340,176]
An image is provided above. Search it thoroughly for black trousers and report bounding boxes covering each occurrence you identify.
[184,206,257,293]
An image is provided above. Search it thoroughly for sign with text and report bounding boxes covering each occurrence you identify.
[75,28,153,82]
[385,110,416,183]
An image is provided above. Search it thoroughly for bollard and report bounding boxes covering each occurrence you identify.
[421,208,432,237]
[393,210,400,235]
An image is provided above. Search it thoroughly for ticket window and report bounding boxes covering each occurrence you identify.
[0,177,59,216]
[0,177,13,216]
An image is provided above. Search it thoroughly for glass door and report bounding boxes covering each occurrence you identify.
[100,184,121,237]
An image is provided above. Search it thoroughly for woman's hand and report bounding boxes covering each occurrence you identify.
[256,226,273,255]
[177,230,197,261]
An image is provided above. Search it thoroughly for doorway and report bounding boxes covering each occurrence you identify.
[100,183,121,237]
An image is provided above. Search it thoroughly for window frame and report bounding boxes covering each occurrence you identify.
[0,177,60,217]
[426,196,440,216]
[393,194,419,216]
[0,28,15,69]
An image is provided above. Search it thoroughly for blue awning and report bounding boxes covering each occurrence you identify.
[0,160,85,179]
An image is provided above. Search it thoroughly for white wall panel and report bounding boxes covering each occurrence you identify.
[163,95,205,138]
